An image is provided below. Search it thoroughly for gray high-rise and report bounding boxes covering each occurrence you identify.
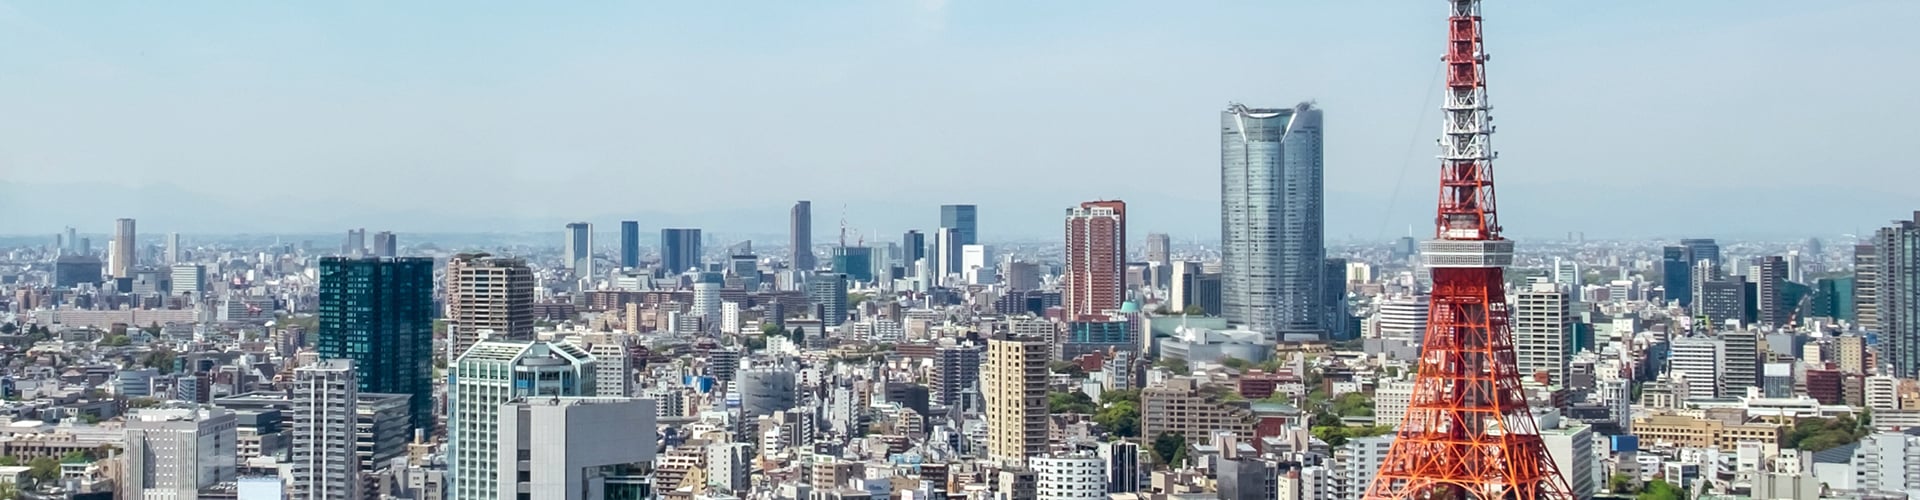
[792,201,816,270]
[563,222,592,276]
[1220,103,1326,339]
[1876,212,1920,378]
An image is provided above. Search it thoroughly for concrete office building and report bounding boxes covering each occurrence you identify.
[1145,233,1171,267]
[808,271,848,327]
[740,364,799,419]
[371,231,397,257]
[1064,200,1127,320]
[497,397,657,500]
[344,228,366,257]
[1670,336,1725,400]
[932,344,983,409]
[291,360,360,500]
[984,334,1049,465]
[171,264,207,297]
[445,254,536,363]
[1140,377,1255,445]
[123,407,239,499]
[793,201,816,270]
[1514,281,1574,386]
[585,337,633,398]
[1033,453,1107,500]
[1755,255,1790,329]
[1538,411,1597,500]
[449,340,596,500]
[564,222,592,276]
[1858,243,1882,332]
[1374,295,1431,341]
[1220,103,1326,339]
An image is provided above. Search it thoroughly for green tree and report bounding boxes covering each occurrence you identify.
[1609,473,1638,494]
[744,335,768,351]
[1637,479,1683,500]
[141,349,179,374]
[1151,432,1186,467]
[26,456,58,482]
[1331,392,1375,417]
[103,335,132,347]
[1094,402,1141,438]
[0,456,17,466]
[128,397,163,409]
[1182,304,1206,316]
[760,323,785,336]
[790,327,806,345]
[1156,358,1190,376]
[1049,361,1086,378]
[1101,389,1142,405]
[1219,357,1251,370]
[0,323,16,335]
[1048,392,1098,414]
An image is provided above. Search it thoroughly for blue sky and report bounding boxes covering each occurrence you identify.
[0,1,1915,239]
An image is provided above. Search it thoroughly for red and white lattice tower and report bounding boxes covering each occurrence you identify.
[1361,1,1575,499]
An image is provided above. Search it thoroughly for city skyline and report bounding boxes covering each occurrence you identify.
[1,2,1915,238]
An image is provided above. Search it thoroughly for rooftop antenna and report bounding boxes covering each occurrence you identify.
[839,204,849,248]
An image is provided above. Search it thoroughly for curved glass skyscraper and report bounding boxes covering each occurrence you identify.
[1221,103,1326,339]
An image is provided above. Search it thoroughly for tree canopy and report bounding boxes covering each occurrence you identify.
[1152,432,1186,467]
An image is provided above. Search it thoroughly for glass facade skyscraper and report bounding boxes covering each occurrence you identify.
[792,201,815,270]
[940,204,978,247]
[619,220,640,269]
[1876,212,1920,378]
[660,228,703,275]
[317,257,434,433]
[1220,103,1326,339]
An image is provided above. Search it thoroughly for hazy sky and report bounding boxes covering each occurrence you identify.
[1,1,1915,239]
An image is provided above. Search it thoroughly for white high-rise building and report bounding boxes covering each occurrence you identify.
[1373,295,1430,341]
[124,407,239,499]
[564,222,593,277]
[291,360,361,500]
[110,218,137,278]
[1335,435,1395,500]
[693,281,722,320]
[171,264,207,297]
[962,244,994,285]
[450,341,596,500]
[585,336,633,398]
[497,397,657,500]
[1033,453,1107,500]
[1867,375,1901,411]
[1373,380,1415,427]
[1538,410,1597,500]
[720,302,742,334]
[165,232,182,265]
[707,442,753,494]
[1670,336,1726,400]
[1514,281,1574,386]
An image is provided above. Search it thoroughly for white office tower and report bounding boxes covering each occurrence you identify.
[1867,375,1900,411]
[934,228,960,286]
[1514,281,1574,386]
[124,406,239,499]
[962,244,995,285]
[1373,380,1416,427]
[110,217,136,278]
[1669,336,1725,400]
[1334,435,1395,500]
[1553,257,1582,291]
[586,337,633,398]
[497,398,657,500]
[165,232,182,264]
[720,302,743,334]
[450,340,596,500]
[707,442,753,494]
[170,264,207,297]
[1033,453,1107,500]
[1373,295,1430,341]
[1537,409,1597,500]
[291,360,361,500]
[693,281,722,320]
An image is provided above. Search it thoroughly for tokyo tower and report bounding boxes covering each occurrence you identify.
[1361,1,1575,499]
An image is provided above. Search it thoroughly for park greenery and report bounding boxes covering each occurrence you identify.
[1783,414,1870,452]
